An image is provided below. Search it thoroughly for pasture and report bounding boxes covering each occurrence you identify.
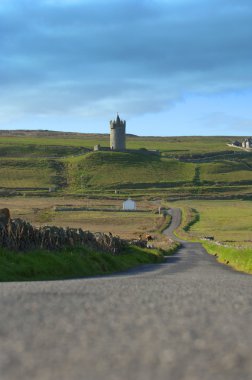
[1,131,251,276]
[64,150,252,198]
[0,158,56,188]
[171,200,252,244]
[0,197,166,241]
[0,132,252,199]
[170,199,252,274]
[65,152,196,191]
[0,133,237,154]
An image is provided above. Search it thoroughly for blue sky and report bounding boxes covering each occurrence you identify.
[0,0,252,136]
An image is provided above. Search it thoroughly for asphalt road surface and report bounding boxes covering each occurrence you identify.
[0,209,251,380]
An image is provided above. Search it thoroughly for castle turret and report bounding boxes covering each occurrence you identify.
[110,113,126,151]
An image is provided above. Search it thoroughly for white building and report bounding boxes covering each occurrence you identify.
[123,198,136,211]
[242,138,252,149]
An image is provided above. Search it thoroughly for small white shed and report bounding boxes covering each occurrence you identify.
[123,198,136,211]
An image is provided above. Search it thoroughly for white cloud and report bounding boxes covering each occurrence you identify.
[0,0,252,121]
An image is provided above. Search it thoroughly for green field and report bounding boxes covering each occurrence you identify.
[0,135,106,149]
[0,132,251,198]
[173,200,252,243]
[0,142,87,158]
[0,134,237,154]
[1,131,251,277]
[171,200,252,274]
[0,159,56,188]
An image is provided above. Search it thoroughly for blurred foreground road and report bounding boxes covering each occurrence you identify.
[0,209,251,380]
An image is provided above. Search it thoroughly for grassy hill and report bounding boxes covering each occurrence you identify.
[0,158,65,191]
[65,151,196,191]
[64,150,252,198]
[0,131,251,199]
[0,143,88,158]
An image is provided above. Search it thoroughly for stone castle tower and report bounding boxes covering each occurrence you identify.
[110,113,126,151]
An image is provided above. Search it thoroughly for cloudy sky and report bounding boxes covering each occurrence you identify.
[0,0,252,136]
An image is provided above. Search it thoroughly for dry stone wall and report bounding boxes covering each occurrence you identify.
[0,217,126,255]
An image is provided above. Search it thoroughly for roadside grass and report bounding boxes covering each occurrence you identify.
[202,242,252,274]
[172,200,252,243]
[169,200,252,274]
[171,205,200,241]
[0,245,165,282]
[158,213,172,233]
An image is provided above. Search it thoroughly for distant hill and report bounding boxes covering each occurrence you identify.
[0,132,251,199]
[0,129,109,138]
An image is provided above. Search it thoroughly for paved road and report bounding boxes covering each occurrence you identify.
[0,209,251,380]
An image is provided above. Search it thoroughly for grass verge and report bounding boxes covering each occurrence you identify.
[172,206,199,241]
[158,214,172,233]
[173,205,252,274]
[0,245,166,282]
[202,242,252,274]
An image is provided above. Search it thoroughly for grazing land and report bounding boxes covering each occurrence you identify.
[0,196,175,281]
[0,158,57,188]
[0,197,166,240]
[65,152,195,192]
[170,200,252,273]
[1,131,252,275]
[0,132,252,199]
[172,200,252,243]
[0,131,238,153]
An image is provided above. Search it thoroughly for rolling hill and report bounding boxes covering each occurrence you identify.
[0,131,251,199]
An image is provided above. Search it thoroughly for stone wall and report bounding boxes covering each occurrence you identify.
[0,218,126,255]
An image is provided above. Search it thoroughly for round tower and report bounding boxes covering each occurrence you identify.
[110,113,126,151]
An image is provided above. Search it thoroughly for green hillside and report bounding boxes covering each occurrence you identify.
[65,151,196,190]
[0,143,88,158]
[64,150,252,198]
[0,158,65,190]
[0,132,251,199]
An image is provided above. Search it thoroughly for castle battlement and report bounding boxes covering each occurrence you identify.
[110,114,126,129]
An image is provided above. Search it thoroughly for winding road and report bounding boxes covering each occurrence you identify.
[0,209,252,380]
